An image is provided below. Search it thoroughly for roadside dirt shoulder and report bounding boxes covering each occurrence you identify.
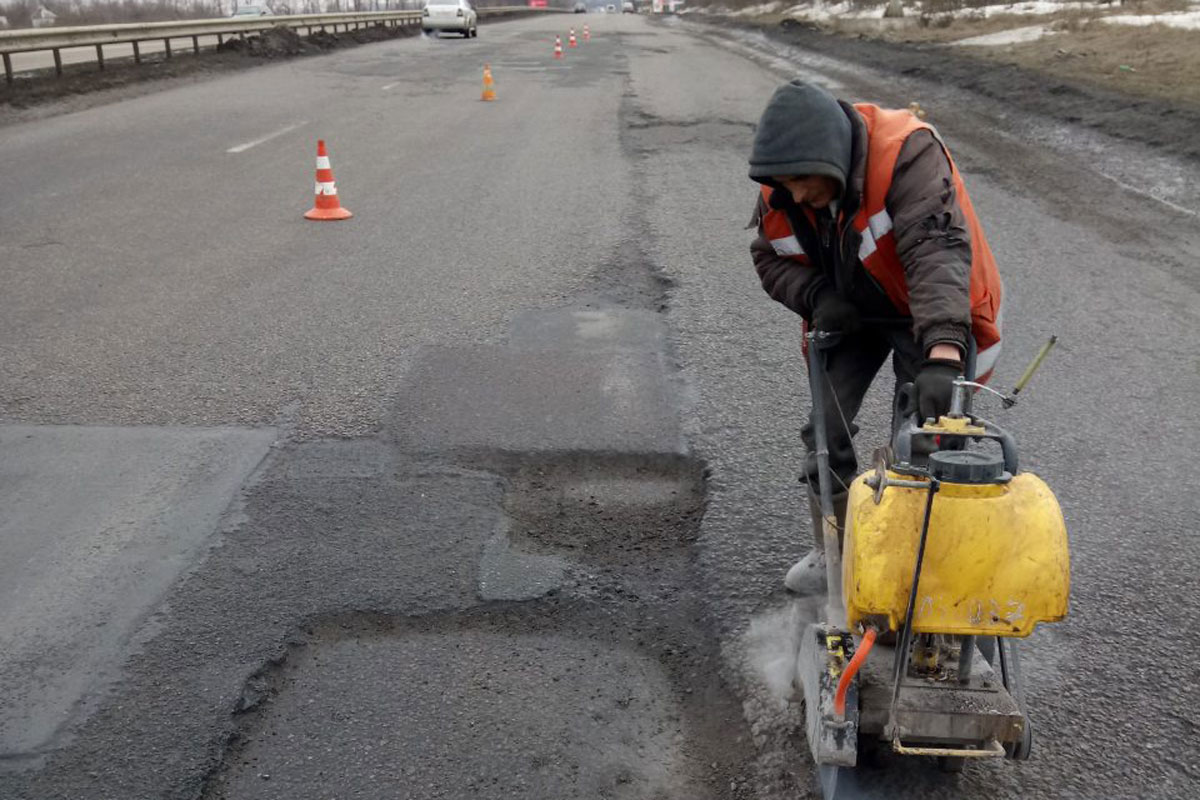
[720,16,1200,162]
[0,24,419,126]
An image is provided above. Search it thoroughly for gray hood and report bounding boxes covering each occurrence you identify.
[748,80,853,193]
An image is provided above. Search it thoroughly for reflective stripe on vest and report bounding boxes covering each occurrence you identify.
[771,234,804,257]
[857,208,893,261]
[974,305,1003,380]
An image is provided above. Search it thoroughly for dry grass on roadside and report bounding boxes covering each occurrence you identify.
[790,3,1200,109]
[1117,0,1190,13]
[727,0,1200,109]
[825,12,1056,42]
[980,24,1200,108]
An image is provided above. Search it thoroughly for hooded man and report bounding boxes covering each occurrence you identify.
[748,80,1003,595]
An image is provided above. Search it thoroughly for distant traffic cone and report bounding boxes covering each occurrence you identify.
[583,24,590,41]
[554,35,564,59]
[569,29,578,48]
[481,63,496,101]
[304,140,352,221]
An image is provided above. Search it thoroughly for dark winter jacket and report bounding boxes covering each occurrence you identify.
[749,97,973,356]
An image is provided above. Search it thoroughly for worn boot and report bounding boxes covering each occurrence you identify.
[784,488,849,595]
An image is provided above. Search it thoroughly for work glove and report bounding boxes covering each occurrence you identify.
[811,291,861,334]
[915,358,963,422]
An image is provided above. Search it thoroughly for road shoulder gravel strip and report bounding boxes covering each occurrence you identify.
[697,15,1200,164]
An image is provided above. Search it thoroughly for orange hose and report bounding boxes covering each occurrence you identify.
[834,628,877,717]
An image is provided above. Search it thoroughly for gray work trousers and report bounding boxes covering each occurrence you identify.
[801,325,925,489]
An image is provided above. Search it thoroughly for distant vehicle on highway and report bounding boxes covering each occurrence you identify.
[573,1,587,12]
[605,3,615,10]
[622,1,635,11]
[30,5,58,26]
[422,0,478,37]
[230,4,274,16]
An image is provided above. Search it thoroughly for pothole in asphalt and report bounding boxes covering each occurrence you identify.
[502,453,706,563]
[202,452,753,799]
[203,606,755,800]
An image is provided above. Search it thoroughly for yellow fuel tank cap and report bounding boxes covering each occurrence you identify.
[929,450,1005,484]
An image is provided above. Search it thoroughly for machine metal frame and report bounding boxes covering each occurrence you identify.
[797,329,1053,797]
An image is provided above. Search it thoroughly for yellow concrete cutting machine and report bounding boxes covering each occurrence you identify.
[795,331,1067,798]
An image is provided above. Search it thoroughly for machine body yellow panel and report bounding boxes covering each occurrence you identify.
[843,471,1070,637]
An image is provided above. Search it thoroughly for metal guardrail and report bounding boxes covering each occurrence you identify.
[0,7,550,84]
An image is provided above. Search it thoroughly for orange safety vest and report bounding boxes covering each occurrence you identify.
[759,104,1003,381]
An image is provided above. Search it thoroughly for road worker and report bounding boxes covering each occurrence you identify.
[747,80,1003,595]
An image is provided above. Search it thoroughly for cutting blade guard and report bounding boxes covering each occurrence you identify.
[796,622,859,768]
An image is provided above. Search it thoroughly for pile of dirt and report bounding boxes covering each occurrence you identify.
[349,23,411,44]
[213,24,423,58]
[307,29,340,50]
[256,25,307,56]
[0,52,254,114]
[216,25,309,57]
[216,25,311,57]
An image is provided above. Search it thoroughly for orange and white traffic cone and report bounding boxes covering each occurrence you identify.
[481,63,496,101]
[583,24,590,42]
[554,35,564,59]
[568,29,578,48]
[304,139,352,221]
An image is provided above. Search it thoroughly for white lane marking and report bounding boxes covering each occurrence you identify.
[382,82,399,90]
[226,121,308,154]
[1099,171,1199,218]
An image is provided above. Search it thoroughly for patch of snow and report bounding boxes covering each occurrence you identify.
[975,0,1106,16]
[709,0,1200,30]
[952,23,1053,45]
[727,1,785,16]
[782,0,889,21]
[1104,9,1200,28]
[777,0,1107,24]
[917,1,1108,22]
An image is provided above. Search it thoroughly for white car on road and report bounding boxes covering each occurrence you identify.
[230,4,273,16]
[228,3,273,15]
[422,0,478,38]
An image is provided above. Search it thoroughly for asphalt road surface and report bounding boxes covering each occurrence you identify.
[2,12,1198,800]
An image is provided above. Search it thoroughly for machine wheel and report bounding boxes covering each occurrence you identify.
[937,756,965,773]
[1006,716,1034,761]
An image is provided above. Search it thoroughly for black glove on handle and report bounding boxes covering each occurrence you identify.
[811,291,861,334]
[915,358,963,422]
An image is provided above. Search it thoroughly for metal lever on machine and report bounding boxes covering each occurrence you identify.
[949,378,1007,413]
[1003,335,1057,408]
[941,334,1058,416]
[806,329,847,629]
[865,458,928,504]
[885,478,940,745]
[892,738,1006,759]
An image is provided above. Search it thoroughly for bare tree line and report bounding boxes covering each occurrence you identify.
[0,0,517,28]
